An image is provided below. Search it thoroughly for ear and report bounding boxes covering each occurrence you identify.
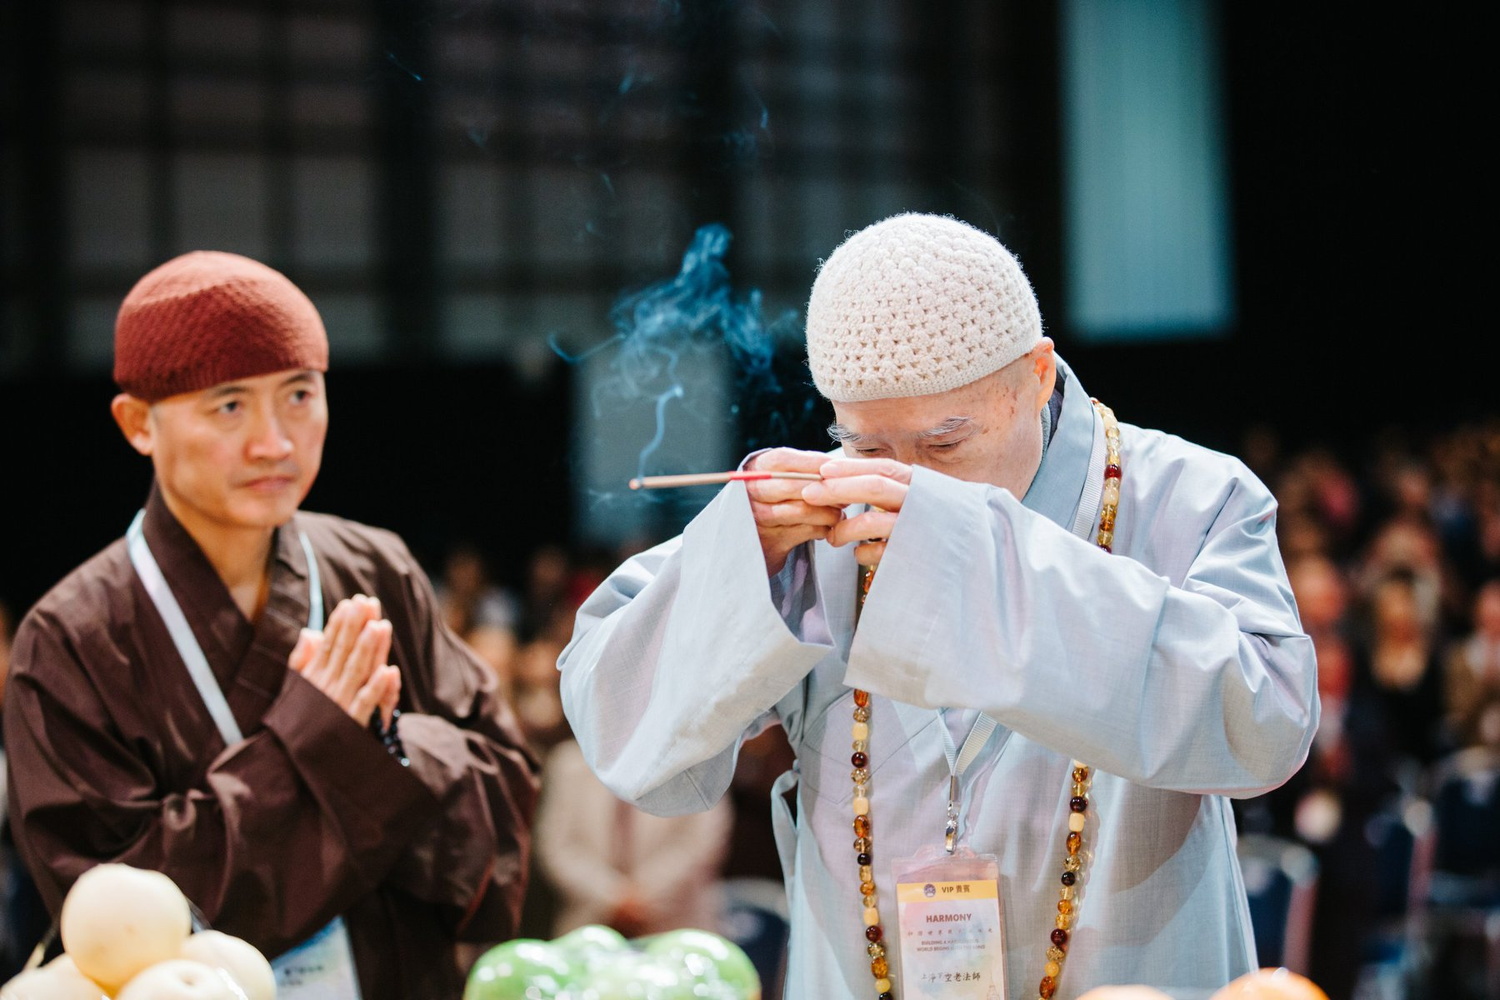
[110,393,154,456]
[1030,338,1057,414]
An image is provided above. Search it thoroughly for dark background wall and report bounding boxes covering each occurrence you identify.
[0,1,1489,616]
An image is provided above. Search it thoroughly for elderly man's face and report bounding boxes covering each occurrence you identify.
[828,341,1056,496]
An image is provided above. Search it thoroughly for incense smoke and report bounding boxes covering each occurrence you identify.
[554,222,804,489]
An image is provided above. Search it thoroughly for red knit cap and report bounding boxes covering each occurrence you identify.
[114,251,329,402]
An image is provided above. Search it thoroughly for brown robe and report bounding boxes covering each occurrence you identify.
[3,486,540,1000]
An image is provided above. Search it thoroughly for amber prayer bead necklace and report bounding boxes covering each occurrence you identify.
[849,399,1121,1000]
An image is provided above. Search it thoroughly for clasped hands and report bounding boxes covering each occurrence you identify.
[746,448,912,575]
[287,594,401,729]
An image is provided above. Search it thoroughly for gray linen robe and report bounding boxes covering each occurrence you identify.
[558,358,1319,999]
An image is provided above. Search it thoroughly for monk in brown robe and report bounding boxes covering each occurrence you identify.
[2,251,540,1000]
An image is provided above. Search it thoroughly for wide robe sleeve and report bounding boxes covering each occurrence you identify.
[3,607,438,960]
[364,530,541,941]
[558,483,834,816]
[846,458,1320,797]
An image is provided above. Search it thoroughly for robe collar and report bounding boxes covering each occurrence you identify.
[138,483,315,725]
[1021,354,1097,533]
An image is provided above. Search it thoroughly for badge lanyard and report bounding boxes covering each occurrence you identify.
[937,710,998,853]
[127,511,324,740]
[127,511,361,1000]
[887,710,1007,999]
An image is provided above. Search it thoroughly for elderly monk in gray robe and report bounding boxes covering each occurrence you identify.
[559,214,1319,1000]
[3,251,539,1000]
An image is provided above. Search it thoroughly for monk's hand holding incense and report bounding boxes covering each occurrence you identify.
[803,456,912,568]
[291,594,403,728]
[744,447,843,576]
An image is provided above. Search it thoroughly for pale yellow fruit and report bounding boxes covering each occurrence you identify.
[1076,988,1175,1000]
[59,863,193,991]
[0,959,110,1000]
[115,960,246,1000]
[39,958,104,991]
[180,931,276,1000]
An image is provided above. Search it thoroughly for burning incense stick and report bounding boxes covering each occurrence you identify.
[628,470,824,490]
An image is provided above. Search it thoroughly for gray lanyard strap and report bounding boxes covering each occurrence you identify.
[937,709,999,853]
[127,510,323,748]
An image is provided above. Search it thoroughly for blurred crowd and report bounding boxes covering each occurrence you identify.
[4,417,1499,995]
[1234,419,1500,1000]
[1244,418,1500,785]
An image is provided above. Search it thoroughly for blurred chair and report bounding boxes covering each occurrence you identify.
[1238,832,1319,976]
[1406,746,1500,1000]
[1353,794,1435,1000]
[1425,747,1500,904]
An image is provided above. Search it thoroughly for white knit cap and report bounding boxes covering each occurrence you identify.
[806,213,1043,402]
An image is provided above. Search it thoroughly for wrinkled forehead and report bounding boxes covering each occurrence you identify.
[829,369,1017,439]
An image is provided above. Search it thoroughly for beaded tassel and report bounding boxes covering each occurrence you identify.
[852,563,892,999]
[1039,761,1093,999]
[1092,399,1122,553]
[852,686,890,999]
[370,708,410,766]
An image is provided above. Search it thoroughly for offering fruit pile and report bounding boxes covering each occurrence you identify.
[464,925,761,1000]
[0,863,276,1000]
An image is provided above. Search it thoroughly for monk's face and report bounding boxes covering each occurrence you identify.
[114,369,327,537]
[828,340,1057,496]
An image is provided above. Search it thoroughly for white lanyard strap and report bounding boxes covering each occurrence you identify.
[127,510,322,747]
[300,531,324,631]
[937,709,998,853]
